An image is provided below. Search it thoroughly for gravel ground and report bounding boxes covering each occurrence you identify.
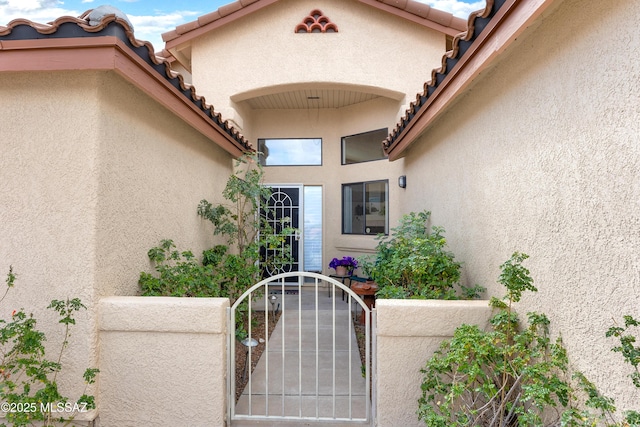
[234,311,280,401]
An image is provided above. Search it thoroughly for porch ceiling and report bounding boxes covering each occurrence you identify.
[243,89,381,109]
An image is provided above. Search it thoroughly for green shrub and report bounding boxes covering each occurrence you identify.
[0,267,98,427]
[418,253,638,427]
[359,211,483,299]
[139,154,295,340]
[138,239,221,298]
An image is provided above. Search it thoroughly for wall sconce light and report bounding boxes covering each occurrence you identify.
[398,175,407,188]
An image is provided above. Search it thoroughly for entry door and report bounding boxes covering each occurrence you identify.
[261,185,302,281]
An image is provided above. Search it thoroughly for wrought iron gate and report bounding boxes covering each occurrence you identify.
[227,272,375,425]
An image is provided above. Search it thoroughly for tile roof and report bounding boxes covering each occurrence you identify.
[383,0,505,157]
[0,8,252,154]
[357,0,467,34]
[162,0,466,47]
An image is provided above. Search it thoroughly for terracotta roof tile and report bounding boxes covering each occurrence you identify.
[427,8,454,27]
[0,9,251,152]
[157,49,176,62]
[383,0,497,153]
[163,0,466,48]
[219,2,243,18]
[381,0,408,9]
[403,1,431,19]
[162,29,179,42]
[366,0,468,33]
[176,20,201,35]
[198,11,222,27]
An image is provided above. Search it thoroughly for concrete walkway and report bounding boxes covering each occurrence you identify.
[234,286,369,426]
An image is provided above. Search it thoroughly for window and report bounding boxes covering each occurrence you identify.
[258,138,322,166]
[342,180,388,235]
[303,186,323,272]
[341,128,387,165]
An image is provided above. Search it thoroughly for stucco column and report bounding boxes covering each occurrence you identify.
[375,299,492,427]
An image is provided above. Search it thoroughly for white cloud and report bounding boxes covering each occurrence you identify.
[0,0,198,52]
[128,10,199,50]
[0,0,78,25]
[416,0,486,18]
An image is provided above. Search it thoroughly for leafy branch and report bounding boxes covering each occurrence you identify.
[418,252,634,427]
[0,268,98,427]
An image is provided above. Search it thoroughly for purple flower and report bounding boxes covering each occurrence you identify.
[329,256,358,270]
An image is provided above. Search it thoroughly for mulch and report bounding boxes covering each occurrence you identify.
[234,311,280,401]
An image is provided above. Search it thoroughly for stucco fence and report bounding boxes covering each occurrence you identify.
[97,297,491,426]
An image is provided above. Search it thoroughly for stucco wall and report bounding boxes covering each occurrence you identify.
[375,299,492,427]
[94,72,232,297]
[184,0,448,278]
[0,72,100,417]
[0,70,234,419]
[190,0,446,121]
[252,97,406,274]
[401,0,640,410]
[98,296,228,427]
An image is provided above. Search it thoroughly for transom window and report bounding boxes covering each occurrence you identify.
[258,138,322,166]
[342,180,388,235]
[341,129,387,165]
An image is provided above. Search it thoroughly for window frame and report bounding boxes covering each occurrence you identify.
[340,128,388,165]
[341,180,389,235]
[257,138,323,167]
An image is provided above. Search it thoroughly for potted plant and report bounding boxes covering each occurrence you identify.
[329,256,358,276]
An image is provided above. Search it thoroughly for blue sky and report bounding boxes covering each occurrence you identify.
[0,0,484,52]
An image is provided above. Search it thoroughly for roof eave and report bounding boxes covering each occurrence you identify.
[385,0,558,161]
[163,0,279,50]
[163,0,465,51]
[356,0,467,36]
[0,37,248,157]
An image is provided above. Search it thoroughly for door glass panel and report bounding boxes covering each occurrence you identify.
[303,186,322,272]
[261,186,300,281]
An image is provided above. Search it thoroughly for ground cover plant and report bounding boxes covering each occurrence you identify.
[418,253,639,427]
[0,267,98,427]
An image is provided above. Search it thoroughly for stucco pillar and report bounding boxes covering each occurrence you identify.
[375,299,492,427]
[98,297,229,426]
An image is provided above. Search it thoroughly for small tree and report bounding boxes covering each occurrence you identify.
[197,154,295,339]
[197,153,295,303]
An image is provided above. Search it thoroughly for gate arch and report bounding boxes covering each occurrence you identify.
[227,272,375,425]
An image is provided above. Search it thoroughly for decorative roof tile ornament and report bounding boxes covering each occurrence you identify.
[295,9,338,33]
